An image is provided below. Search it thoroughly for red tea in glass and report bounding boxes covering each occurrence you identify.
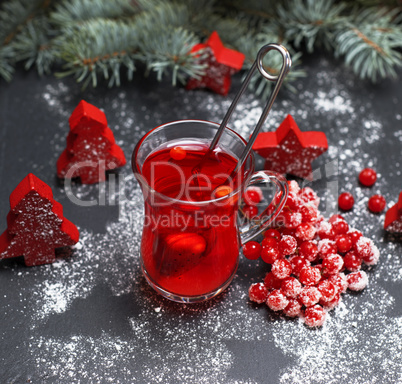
[133,120,288,303]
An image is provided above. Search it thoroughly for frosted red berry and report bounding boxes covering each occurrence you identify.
[264,272,282,290]
[332,219,349,235]
[295,222,316,241]
[266,289,289,311]
[248,283,269,303]
[278,235,297,256]
[338,192,354,211]
[317,239,337,258]
[299,187,319,207]
[287,180,300,194]
[362,244,380,266]
[343,250,362,271]
[316,280,337,302]
[271,259,292,280]
[304,305,326,327]
[359,168,377,187]
[280,277,302,298]
[348,229,363,245]
[329,214,345,224]
[283,211,302,229]
[283,299,302,317]
[299,286,322,307]
[300,203,318,223]
[243,241,261,260]
[347,271,368,291]
[299,241,319,262]
[261,246,281,264]
[299,266,321,286]
[354,237,374,259]
[368,194,386,213]
[322,253,344,275]
[317,221,336,240]
[289,255,311,277]
[285,192,300,211]
[336,234,353,253]
[328,273,348,294]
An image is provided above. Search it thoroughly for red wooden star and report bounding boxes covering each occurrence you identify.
[252,115,328,180]
[186,31,245,96]
[384,192,402,233]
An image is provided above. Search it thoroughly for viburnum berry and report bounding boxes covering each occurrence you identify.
[343,250,362,272]
[359,168,377,187]
[283,211,302,229]
[317,239,337,258]
[328,273,348,294]
[264,272,282,290]
[288,180,301,194]
[299,187,320,207]
[317,280,337,302]
[271,259,292,280]
[281,277,302,298]
[368,194,386,213]
[317,221,336,240]
[278,235,297,256]
[261,237,278,249]
[283,298,302,317]
[332,219,349,235]
[338,192,354,211]
[295,222,316,241]
[264,229,281,240]
[322,253,344,275]
[336,234,353,253]
[299,286,322,307]
[298,241,319,262]
[348,229,363,246]
[242,241,261,260]
[300,203,318,223]
[299,266,321,286]
[266,289,289,311]
[304,305,326,327]
[261,246,281,264]
[347,271,368,291]
[329,214,345,224]
[243,205,258,219]
[362,244,380,266]
[285,192,301,211]
[320,292,341,310]
[289,255,311,277]
[244,186,263,205]
[354,237,375,259]
[248,283,269,304]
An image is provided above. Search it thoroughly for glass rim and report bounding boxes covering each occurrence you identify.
[132,119,255,205]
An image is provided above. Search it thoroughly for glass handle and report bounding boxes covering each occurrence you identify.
[239,171,289,245]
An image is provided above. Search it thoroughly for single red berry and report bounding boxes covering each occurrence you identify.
[328,273,348,294]
[266,289,289,311]
[280,227,297,238]
[343,250,362,272]
[170,146,186,160]
[300,203,318,223]
[299,187,319,207]
[347,271,368,291]
[359,168,377,187]
[283,211,302,229]
[261,237,278,249]
[338,192,354,211]
[281,277,302,298]
[320,292,341,310]
[354,237,374,259]
[283,299,302,317]
[368,194,386,213]
[264,228,281,240]
[332,219,349,235]
[317,239,337,258]
[329,214,345,224]
[299,266,321,286]
[295,223,316,241]
[287,180,300,194]
[304,305,326,327]
[244,187,263,205]
[348,229,363,245]
[261,246,281,264]
[362,244,380,266]
[264,272,282,290]
[316,280,337,302]
[278,235,297,256]
[289,256,311,277]
[242,241,261,260]
[285,192,300,211]
[248,283,269,304]
[299,241,319,262]
[336,234,353,253]
[317,221,336,240]
[299,286,322,307]
[322,253,344,275]
[243,205,258,219]
[271,259,292,280]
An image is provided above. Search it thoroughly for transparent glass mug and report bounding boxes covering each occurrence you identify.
[132,120,288,303]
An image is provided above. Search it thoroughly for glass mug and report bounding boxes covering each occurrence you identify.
[132,120,288,303]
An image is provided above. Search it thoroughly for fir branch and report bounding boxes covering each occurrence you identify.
[335,7,402,82]
[0,46,15,81]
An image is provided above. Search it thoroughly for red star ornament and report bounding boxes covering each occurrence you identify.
[186,31,245,95]
[0,173,79,266]
[252,115,328,180]
[384,192,402,233]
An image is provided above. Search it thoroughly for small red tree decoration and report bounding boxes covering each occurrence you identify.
[57,100,126,184]
[0,173,79,266]
[384,192,402,233]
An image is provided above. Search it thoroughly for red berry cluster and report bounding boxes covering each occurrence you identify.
[339,168,387,214]
[245,180,379,328]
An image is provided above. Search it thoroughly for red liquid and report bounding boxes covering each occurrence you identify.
[140,140,244,297]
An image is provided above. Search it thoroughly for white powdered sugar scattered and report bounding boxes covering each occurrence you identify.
[4,56,401,383]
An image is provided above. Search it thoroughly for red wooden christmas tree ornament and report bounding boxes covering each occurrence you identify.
[186,31,245,96]
[384,192,402,233]
[252,115,328,180]
[57,100,126,184]
[0,174,79,266]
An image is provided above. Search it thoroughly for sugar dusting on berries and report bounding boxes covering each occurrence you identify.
[0,55,399,383]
